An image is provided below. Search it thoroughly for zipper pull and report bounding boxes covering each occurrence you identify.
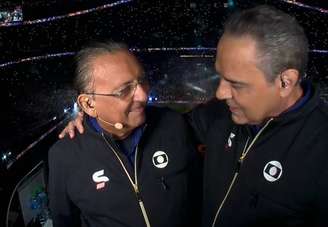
[236,158,243,173]
[134,187,142,202]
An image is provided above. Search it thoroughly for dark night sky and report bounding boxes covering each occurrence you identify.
[0,0,327,159]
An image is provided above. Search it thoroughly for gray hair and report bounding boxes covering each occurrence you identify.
[223,5,309,82]
[74,41,129,93]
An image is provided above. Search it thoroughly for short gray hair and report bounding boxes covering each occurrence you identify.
[223,5,309,82]
[74,41,129,93]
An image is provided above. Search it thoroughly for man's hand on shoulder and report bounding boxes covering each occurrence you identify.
[59,111,85,139]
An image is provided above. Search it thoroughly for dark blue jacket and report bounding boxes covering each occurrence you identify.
[189,84,328,227]
[49,106,202,227]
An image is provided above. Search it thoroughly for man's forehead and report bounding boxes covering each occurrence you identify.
[93,50,135,65]
[217,36,259,64]
[93,51,140,71]
[92,51,143,89]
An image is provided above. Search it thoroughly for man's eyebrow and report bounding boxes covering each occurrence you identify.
[218,73,247,86]
[216,64,246,85]
[115,73,145,90]
[113,81,133,92]
[224,77,246,85]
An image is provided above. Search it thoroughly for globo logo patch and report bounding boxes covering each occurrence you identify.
[263,161,283,182]
[152,151,169,168]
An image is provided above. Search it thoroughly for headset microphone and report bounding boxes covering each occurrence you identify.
[92,108,124,130]
[97,116,124,130]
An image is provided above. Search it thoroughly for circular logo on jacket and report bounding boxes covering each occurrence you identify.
[152,151,169,168]
[263,161,283,182]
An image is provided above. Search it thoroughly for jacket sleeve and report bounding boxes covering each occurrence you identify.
[48,144,81,227]
[185,98,228,144]
[186,146,203,227]
[309,123,328,226]
[313,159,328,226]
[181,116,203,227]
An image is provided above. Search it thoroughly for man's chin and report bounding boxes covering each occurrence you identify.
[231,113,248,125]
[128,113,146,128]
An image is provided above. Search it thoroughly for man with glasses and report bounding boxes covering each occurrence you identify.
[48,41,201,227]
[60,5,328,227]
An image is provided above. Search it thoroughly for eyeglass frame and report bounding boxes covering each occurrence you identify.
[84,76,149,100]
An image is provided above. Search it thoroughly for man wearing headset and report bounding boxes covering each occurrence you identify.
[60,5,328,227]
[48,41,201,227]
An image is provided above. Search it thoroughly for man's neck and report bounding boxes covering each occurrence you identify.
[111,130,133,140]
[88,116,134,140]
[100,123,133,140]
[281,85,304,114]
[249,84,306,133]
[258,84,304,123]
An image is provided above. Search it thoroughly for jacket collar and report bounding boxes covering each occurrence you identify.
[248,81,318,136]
[271,81,318,124]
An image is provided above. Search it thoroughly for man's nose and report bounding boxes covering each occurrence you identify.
[216,79,232,100]
[133,83,149,102]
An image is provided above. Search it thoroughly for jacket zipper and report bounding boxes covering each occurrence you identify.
[101,133,151,227]
[134,146,151,227]
[211,118,273,227]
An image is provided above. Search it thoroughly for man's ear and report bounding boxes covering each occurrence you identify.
[77,94,97,117]
[278,69,300,98]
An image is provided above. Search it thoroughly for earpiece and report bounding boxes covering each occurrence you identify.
[81,96,123,130]
[281,80,286,88]
[280,75,287,88]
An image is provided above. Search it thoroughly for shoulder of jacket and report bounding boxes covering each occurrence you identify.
[305,101,328,130]
[191,98,230,126]
[317,100,328,117]
[146,105,185,122]
[48,132,92,162]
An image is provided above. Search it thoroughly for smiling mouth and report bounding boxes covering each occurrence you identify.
[226,103,237,112]
[130,105,145,113]
[229,106,238,112]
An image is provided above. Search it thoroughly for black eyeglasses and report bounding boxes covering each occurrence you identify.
[85,77,149,100]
